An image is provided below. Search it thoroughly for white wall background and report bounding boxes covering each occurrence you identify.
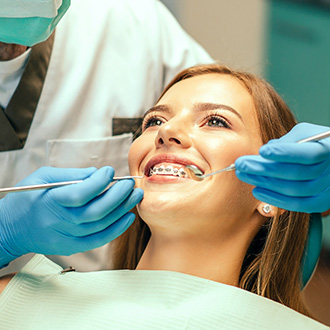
[161,0,268,76]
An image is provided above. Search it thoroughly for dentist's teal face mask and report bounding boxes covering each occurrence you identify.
[0,0,71,47]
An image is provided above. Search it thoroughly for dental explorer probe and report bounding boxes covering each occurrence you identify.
[185,129,330,181]
[2,130,330,192]
[0,175,144,194]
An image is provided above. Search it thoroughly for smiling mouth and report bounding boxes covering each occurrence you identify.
[147,162,189,178]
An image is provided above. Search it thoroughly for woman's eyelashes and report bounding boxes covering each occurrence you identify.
[142,111,231,132]
[202,114,230,129]
[142,115,165,131]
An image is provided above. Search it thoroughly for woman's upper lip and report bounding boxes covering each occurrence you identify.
[144,154,204,176]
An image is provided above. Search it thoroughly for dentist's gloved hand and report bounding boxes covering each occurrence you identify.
[235,123,330,213]
[0,166,144,268]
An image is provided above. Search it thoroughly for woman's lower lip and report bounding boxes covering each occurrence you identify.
[145,175,188,183]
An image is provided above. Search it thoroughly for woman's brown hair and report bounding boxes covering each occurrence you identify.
[113,64,310,315]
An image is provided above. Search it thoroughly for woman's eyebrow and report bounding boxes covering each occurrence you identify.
[194,103,243,122]
[143,104,170,119]
[143,103,243,122]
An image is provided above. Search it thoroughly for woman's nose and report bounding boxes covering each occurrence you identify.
[155,119,192,149]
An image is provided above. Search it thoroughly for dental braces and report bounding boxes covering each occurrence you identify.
[150,165,187,178]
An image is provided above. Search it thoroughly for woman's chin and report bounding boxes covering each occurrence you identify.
[137,192,191,220]
[138,194,178,213]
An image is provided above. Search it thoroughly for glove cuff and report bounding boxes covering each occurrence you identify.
[0,239,17,269]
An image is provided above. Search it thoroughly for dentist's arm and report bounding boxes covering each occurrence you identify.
[0,166,143,268]
[235,123,330,213]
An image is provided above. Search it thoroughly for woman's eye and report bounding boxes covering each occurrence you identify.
[205,116,230,128]
[143,117,164,130]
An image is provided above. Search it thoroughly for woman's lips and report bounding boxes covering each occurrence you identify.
[144,154,204,178]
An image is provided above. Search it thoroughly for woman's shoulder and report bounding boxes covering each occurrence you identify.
[0,273,16,294]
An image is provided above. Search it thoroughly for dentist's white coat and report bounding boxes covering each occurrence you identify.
[0,0,212,274]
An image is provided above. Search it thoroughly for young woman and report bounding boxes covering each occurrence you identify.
[0,64,327,329]
[116,63,311,308]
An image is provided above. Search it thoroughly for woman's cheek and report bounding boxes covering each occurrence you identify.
[204,136,249,163]
[229,137,261,158]
[128,139,143,174]
[129,134,154,175]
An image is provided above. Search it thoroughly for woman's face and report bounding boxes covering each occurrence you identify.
[129,74,264,235]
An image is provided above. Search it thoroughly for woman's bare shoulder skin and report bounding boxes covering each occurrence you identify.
[0,273,16,294]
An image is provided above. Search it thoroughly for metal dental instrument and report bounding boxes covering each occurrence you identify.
[185,129,330,181]
[296,130,330,144]
[3,130,330,191]
[185,164,235,181]
[0,175,145,194]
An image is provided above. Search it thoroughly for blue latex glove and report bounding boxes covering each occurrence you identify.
[0,166,144,268]
[235,122,330,213]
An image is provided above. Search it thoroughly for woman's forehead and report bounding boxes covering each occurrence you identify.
[158,74,258,123]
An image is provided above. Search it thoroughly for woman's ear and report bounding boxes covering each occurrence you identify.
[257,203,286,217]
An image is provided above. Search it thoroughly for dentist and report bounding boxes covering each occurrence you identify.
[0,0,213,273]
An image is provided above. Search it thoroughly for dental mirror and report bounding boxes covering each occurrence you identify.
[185,164,236,181]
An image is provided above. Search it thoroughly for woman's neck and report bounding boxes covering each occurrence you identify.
[136,230,251,286]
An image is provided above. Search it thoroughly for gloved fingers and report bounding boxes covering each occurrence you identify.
[32,212,136,256]
[259,141,330,164]
[235,155,329,181]
[69,213,136,252]
[252,187,330,213]
[236,170,330,197]
[66,188,143,234]
[50,166,115,207]
[68,180,138,223]
[19,166,97,186]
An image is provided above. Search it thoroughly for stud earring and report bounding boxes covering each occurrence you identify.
[262,204,272,214]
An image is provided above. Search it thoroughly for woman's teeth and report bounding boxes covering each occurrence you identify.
[149,165,187,178]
